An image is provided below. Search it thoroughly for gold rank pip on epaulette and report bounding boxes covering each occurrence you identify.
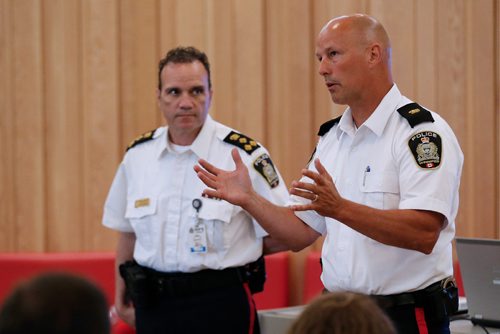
[126,129,156,151]
[223,131,260,155]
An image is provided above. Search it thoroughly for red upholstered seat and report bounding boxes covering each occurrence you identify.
[0,252,291,331]
[453,260,465,297]
[302,251,324,304]
[253,252,290,310]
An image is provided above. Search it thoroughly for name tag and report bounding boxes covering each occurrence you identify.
[134,198,150,208]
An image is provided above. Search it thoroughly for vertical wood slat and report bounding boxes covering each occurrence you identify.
[461,0,496,237]
[206,0,234,126]
[414,0,437,109]
[371,0,416,98]
[43,0,84,251]
[12,0,46,251]
[0,0,16,251]
[81,0,121,251]
[119,0,159,148]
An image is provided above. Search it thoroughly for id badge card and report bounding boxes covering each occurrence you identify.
[189,199,207,253]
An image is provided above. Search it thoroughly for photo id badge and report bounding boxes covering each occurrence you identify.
[189,198,207,253]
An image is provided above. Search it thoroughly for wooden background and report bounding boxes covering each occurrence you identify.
[1,0,498,305]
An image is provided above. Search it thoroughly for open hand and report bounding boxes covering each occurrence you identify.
[194,148,254,206]
[289,158,343,218]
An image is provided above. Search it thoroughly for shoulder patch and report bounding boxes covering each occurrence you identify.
[397,103,434,128]
[126,129,156,151]
[408,131,442,169]
[253,153,279,188]
[317,115,342,136]
[223,131,260,155]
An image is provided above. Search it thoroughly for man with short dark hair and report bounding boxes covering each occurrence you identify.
[103,46,288,334]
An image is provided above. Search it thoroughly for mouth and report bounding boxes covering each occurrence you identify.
[325,81,339,91]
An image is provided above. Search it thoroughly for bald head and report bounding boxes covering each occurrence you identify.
[315,14,394,116]
[320,14,392,65]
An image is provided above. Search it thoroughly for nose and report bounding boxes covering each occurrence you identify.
[318,58,330,77]
[178,93,194,109]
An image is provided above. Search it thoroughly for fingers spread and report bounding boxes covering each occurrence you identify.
[197,158,220,176]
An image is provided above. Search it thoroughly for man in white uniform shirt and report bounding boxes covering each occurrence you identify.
[195,14,464,334]
[102,47,288,334]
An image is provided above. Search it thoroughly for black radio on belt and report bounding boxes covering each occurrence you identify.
[422,277,459,322]
[119,261,152,308]
[245,256,266,294]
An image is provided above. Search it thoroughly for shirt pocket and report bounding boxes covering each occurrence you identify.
[360,171,400,210]
[125,197,158,245]
[197,200,234,251]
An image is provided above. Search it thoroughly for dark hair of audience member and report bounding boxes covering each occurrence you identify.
[0,272,110,334]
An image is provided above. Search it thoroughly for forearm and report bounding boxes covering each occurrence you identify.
[334,199,444,254]
[244,191,320,252]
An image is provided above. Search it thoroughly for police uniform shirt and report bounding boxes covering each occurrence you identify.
[103,115,288,273]
[289,84,464,295]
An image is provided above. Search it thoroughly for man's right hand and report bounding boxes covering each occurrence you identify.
[195,148,254,207]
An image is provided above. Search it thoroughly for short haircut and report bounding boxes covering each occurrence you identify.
[288,292,396,334]
[0,272,110,334]
[158,46,212,90]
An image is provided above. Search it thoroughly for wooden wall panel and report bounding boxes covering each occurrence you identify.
[414,0,437,109]
[231,0,266,140]
[12,0,46,251]
[459,0,496,237]
[43,0,84,251]
[206,0,235,125]
[81,0,121,251]
[119,0,159,149]
[371,0,416,98]
[0,0,15,251]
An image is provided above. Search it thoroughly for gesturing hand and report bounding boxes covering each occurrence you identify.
[194,148,254,206]
[289,158,343,218]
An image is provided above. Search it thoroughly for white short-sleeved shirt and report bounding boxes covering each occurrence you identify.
[290,85,464,295]
[103,115,289,273]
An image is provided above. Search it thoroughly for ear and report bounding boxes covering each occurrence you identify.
[366,43,382,67]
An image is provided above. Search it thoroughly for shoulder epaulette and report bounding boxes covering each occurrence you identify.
[317,115,342,136]
[223,130,260,155]
[126,129,156,151]
[397,103,434,128]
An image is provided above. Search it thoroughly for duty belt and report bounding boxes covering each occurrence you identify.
[140,265,248,297]
[371,277,456,309]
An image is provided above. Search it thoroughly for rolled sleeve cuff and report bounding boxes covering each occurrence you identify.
[293,210,327,235]
[399,197,452,226]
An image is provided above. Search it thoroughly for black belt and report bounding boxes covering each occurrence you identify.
[140,265,248,297]
[371,278,452,309]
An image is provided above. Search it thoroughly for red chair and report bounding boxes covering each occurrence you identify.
[302,251,324,304]
[453,260,465,297]
[253,252,289,309]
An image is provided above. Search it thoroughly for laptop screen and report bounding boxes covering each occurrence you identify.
[455,237,500,328]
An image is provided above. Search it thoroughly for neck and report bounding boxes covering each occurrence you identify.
[168,128,200,146]
[350,81,393,127]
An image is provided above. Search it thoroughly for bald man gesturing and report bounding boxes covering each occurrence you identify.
[195,14,463,334]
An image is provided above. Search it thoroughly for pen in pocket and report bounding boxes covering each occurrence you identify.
[363,166,371,186]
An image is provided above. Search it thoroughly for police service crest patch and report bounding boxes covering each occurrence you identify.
[253,153,279,188]
[408,131,442,169]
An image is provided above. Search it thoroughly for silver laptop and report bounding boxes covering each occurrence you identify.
[455,237,500,328]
